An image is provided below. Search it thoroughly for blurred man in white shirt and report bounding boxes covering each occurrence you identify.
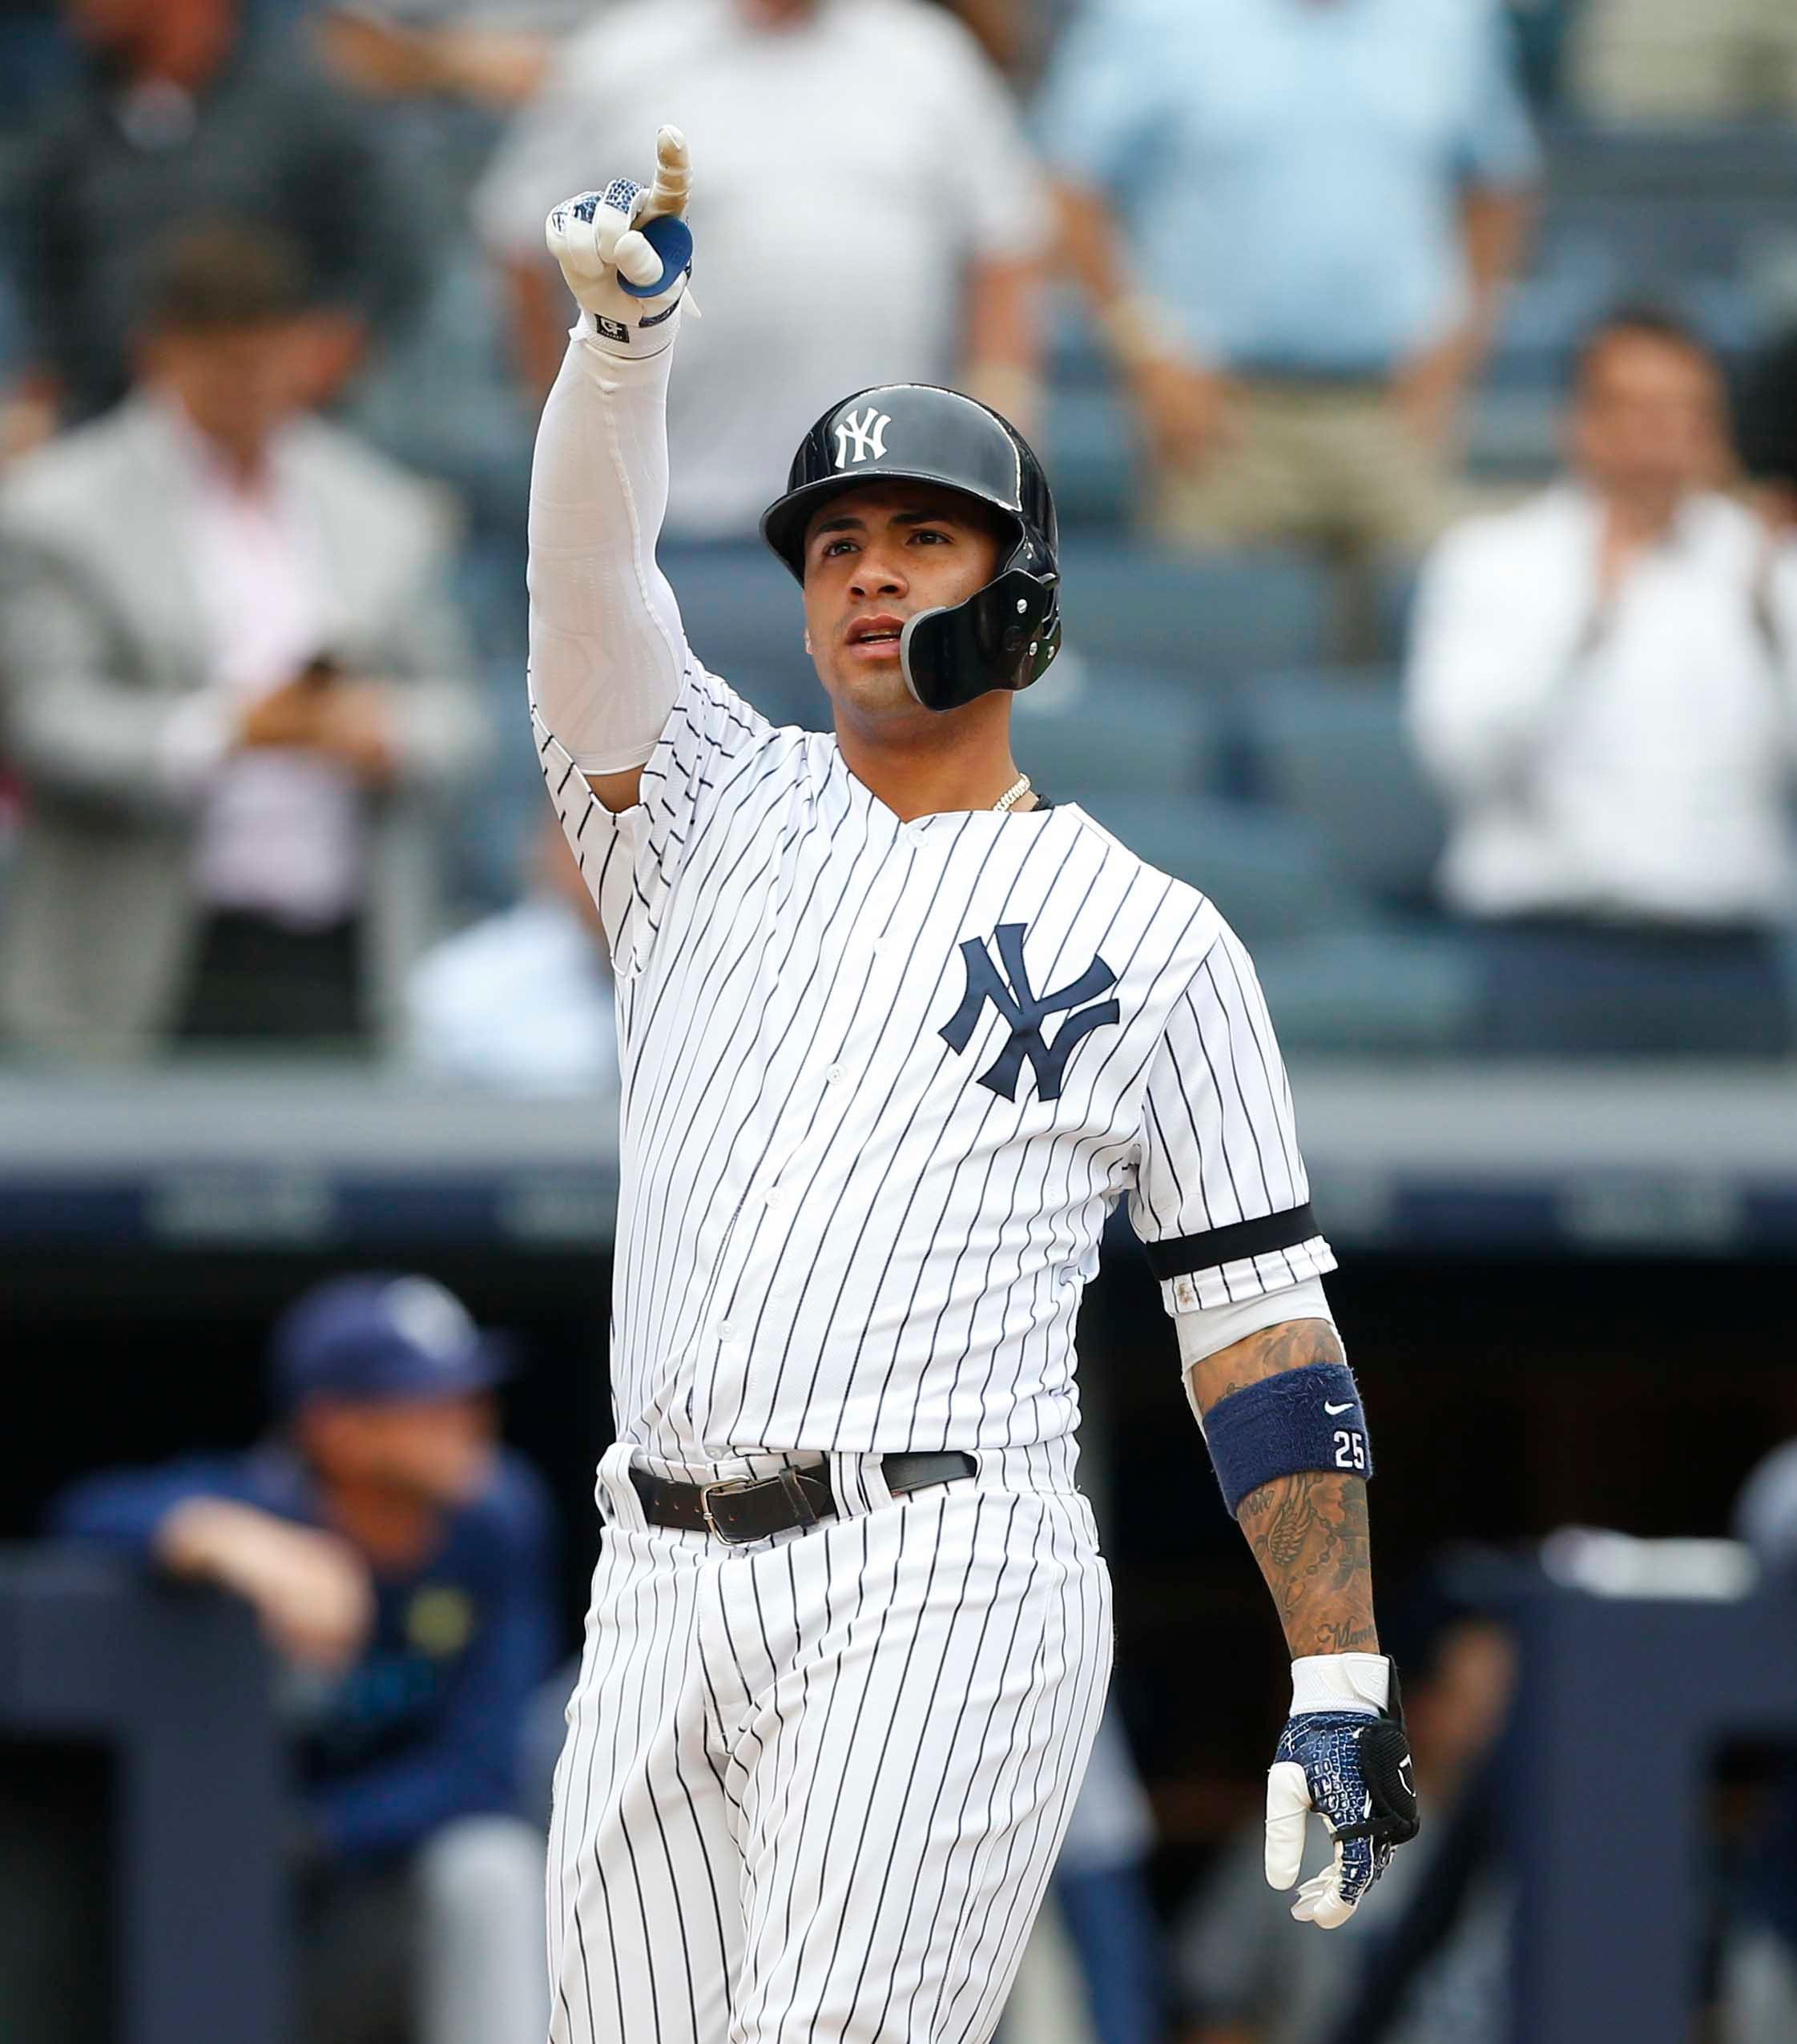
[1405,307,1797,1056]
[405,810,618,1094]
[473,0,1047,540]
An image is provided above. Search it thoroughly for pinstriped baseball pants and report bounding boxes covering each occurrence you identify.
[547,1440,1114,2044]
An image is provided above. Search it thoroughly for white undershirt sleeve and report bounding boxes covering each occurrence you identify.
[526,315,689,775]
[1174,1277,1338,1430]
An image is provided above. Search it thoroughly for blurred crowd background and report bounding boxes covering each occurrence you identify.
[2,2,1797,2042]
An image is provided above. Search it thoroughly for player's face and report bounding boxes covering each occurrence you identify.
[800,483,1005,719]
[303,1392,498,1509]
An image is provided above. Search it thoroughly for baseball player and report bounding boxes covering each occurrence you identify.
[527,130,1420,2044]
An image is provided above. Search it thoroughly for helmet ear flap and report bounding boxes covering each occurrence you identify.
[899,566,1061,711]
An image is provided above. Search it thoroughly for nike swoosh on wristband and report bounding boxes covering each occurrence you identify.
[1324,1400,1354,1415]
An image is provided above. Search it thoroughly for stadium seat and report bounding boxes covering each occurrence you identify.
[1014,658,1220,803]
[1372,558,1421,660]
[1254,927,1481,1056]
[1057,542,1334,687]
[659,545,823,726]
[1076,796,1360,948]
[1042,386,1136,529]
[1238,668,1447,911]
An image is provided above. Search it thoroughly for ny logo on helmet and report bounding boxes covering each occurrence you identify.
[940,923,1120,1103]
[834,407,892,469]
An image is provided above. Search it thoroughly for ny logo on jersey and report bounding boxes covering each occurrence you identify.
[940,923,1120,1103]
[834,407,892,469]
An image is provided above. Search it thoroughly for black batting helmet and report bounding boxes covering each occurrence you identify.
[759,384,1061,714]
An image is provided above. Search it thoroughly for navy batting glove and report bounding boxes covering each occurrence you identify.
[1264,1652,1419,1929]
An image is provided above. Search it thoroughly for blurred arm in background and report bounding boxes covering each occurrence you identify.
[0,483,486,821]
[959,258,1045,442]
[1388,178,1533,449]
[50,1450,558,1864]
[1384,1,1540,450]
[315,5,553,110]
[1049,179,1236,473]
[946,0,1050,442]
[1403,510,1598,811]
[940,0,1031,78]
[1050,173,1532,472]
[49,1460,376,1674]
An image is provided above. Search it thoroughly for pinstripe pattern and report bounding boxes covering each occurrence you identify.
[549,1446,1112,2044]
[534,639,1331,2041]
[534,662,1333,1471]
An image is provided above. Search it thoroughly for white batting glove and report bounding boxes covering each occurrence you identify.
[545,124,694,357]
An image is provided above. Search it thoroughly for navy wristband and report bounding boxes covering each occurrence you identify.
[1202,1362,1372,1518]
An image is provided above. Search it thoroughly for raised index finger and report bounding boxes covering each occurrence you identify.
[641,124,691,221]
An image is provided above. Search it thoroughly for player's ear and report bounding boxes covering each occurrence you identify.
[803,630,812,657]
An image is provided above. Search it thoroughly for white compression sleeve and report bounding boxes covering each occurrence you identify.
[1174,1277,1338,1430]
[526,316,688,774]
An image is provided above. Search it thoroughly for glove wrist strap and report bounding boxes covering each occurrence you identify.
[1290,1651,1389,1716]
[575,302,684,360]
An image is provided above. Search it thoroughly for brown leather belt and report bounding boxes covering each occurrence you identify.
[629,1451,977,1545]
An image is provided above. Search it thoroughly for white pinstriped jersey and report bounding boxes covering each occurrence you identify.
[538,661,1333,1467]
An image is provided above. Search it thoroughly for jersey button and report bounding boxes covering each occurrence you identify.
[715,1321,736,1343]
[825,1064,844,1084]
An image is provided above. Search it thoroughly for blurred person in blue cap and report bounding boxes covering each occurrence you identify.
[46,1271,559,2044]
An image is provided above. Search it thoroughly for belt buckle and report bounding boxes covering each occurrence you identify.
[699,1475,762,1543]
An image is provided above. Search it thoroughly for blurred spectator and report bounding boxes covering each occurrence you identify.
[0,222,488,1060]
[1406,306,1797,1058]
[46,1271,558,2044]
[1172,1590,1515,2044]
[473,0,1049,540]
[313,2,581,114]
[1040,0,1538,564]
[405,806,619,1094]
[1568,0,1797,124]
[3,0,426,433]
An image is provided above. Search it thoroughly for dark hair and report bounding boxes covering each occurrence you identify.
[139,219,312,336]
[1573,301,1718,390]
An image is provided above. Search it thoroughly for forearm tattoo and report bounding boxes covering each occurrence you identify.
[1191,1319,1378,1660]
